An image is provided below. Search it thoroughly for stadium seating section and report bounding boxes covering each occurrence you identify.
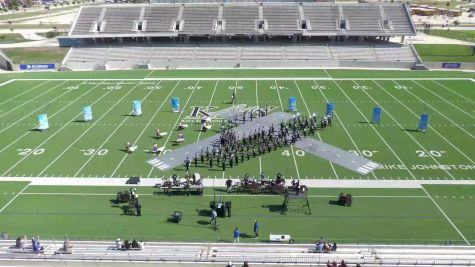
[69,3,415,36]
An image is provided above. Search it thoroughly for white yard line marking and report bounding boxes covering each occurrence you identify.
[354,80,456,180]
[0,183,29,214]
[412,80,475,120]
[0,80,49,106]
[0,79,16,88]
[294,80,340,179]
[19,192,429,198]
[323,69,332,78]
[73,81,159,177]
[374,80,475,166]
[147,80,201,178]
[36,81,130,177]
[255,80,263,176]
[313,80,373,176]
[0,81,70,134]
[8,77,475,81]
[421,186,471,246]
[110,80,178,177]
[405,81,475,140]
[331,79,418,180]
[274,80,300,179]
[432,80,475,104]
[0,80,98,154]
[196,80,219,143]
[0,81,63,119]
[2,81,130,176]
[22,192,117,196]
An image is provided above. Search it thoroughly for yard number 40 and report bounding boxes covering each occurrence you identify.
[282,150,305,157]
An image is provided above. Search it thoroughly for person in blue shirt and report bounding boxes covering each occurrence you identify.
[233,227,240,243]
[253,220,259,238]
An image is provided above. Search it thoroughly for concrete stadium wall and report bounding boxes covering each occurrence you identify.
[0,260,324,267]
[76,60,414,71]
[0,51,13,71]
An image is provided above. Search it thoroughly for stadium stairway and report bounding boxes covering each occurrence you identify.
[0,240,474,266]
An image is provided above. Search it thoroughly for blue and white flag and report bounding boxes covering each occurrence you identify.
[83,106,93,121]
[419,114,429,132]
[172,97,179,113]
[37,114,49,130]
[372,106,382,124]
[133,100,142,116]
[326,102,335,116]
[289,97,297,111]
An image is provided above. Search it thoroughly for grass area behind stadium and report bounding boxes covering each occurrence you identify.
[413,44,475,63]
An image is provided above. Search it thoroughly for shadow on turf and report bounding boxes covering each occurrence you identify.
[261,204,283,213]
[196,209,211,217]
[357,121,370,124]
[402,128,420,132]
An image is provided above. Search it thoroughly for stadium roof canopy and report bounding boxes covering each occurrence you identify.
[68,2,416,38]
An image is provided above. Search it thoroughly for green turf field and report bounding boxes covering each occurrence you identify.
[0,69,474,245]
[0,182,473,245]
[0,74,474,180]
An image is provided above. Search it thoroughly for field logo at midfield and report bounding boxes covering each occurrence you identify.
[187,104,278,120]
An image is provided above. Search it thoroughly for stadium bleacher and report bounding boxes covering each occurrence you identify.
[66,3,415,37]
[63,43,417,70]
[1,239,474,266]
[61,2,417,70]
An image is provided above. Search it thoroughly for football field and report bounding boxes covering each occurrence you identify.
[0,75,474,180]
[0,69,474,245]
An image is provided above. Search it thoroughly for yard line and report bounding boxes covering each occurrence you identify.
[147,80,201,178]
[0,81,70,134]
[0,80,99,154]
[412,80,475,120]
[233,80,237,107]
[402,81,475,140]
[73,81,159,177]
[323,69,332,78]
[0,79,15,88]
[0,183,29,214]
[354,80,456,180]
[274,80,300,179]
[255,80,263,176]
[110,80,179,177]
[294,80,340,179]
[431,80,475,104]
[313,80,378,180]
[0,81,66,119]
[196,80,219,143]
[8,77,474,81]
[0,80,49,106]
[373,80,475,166]
[35,81,130,176]
[331,79,418,180]
[18,192,429,198]
[420,186,471,245]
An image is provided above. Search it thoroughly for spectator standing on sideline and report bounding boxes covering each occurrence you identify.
[253,220,259,238]
[210,209,217,225]
[233,227,240,243]
[135,199,142,216]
